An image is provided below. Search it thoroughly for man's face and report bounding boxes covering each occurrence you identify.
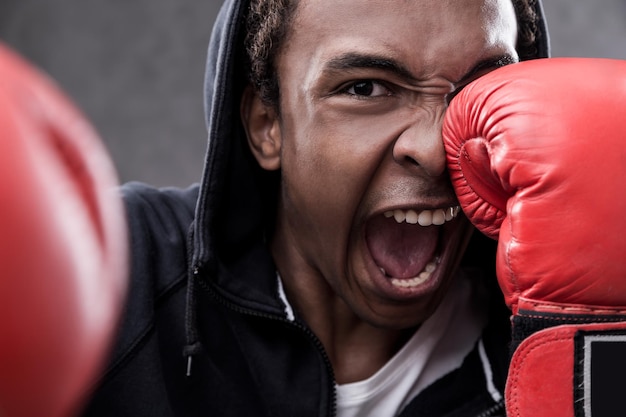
[266,0,518,328]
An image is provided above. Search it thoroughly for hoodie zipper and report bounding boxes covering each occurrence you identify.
[475,400,505,417]
[196,268,338,417]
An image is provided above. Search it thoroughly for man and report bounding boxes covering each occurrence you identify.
[4,0,626,415]
[79,0,550,416]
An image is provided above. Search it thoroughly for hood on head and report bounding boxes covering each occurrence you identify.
[192,0,551,272]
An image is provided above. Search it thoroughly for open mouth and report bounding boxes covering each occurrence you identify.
[365,206,461,289]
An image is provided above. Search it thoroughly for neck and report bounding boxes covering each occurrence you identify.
[269,206,422,383]
[273,241,417,384]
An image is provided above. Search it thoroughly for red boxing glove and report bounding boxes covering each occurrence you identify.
[0,44,128,417]
[443,58,626,417]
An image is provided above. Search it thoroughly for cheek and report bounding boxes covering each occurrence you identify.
[277,127,364,248]
[284,123,382,211]
[282,138,357,223]
[278,104,404,228]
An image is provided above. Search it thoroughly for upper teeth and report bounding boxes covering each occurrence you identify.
[383,206,460,226]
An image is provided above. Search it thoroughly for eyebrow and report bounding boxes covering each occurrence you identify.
[325,53,417,82]
[459,54,518,84]
[323,52,518,84]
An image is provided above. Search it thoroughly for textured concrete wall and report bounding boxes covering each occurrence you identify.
[1,0,625,187]
[542,0,626,59]
[0,0,221,187]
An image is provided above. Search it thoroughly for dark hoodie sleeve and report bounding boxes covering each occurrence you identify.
[81,182,198,417]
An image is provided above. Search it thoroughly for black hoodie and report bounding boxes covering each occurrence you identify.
[82,1,550,416]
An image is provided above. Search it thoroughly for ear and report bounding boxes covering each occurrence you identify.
[240,85,281,171]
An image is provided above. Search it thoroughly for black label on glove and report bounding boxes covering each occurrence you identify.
[575,330,626,417]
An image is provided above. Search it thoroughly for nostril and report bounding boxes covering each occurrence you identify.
[392,145,446,177]
[403,155,420,167]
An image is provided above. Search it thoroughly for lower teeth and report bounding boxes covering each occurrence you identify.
[388,257,439,288]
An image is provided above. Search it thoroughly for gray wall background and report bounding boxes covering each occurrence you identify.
[1,0,625,187]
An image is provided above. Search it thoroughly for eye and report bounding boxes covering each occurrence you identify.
[343,80,391,98]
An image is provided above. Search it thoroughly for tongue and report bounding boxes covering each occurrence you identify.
[365,215,438,279]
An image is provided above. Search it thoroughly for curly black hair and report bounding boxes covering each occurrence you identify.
[245,0,541,107]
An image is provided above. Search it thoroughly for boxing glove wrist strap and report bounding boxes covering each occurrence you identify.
[507,299,626,417]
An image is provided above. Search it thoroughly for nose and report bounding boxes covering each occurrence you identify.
[392,107,447,177]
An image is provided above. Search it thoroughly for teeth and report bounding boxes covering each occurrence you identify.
[432,209,445,225]
[445,207,454,221]
[389,258,440,288]
[418,210,432,226]
[383,206,460,226]
[405,209,418,224]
